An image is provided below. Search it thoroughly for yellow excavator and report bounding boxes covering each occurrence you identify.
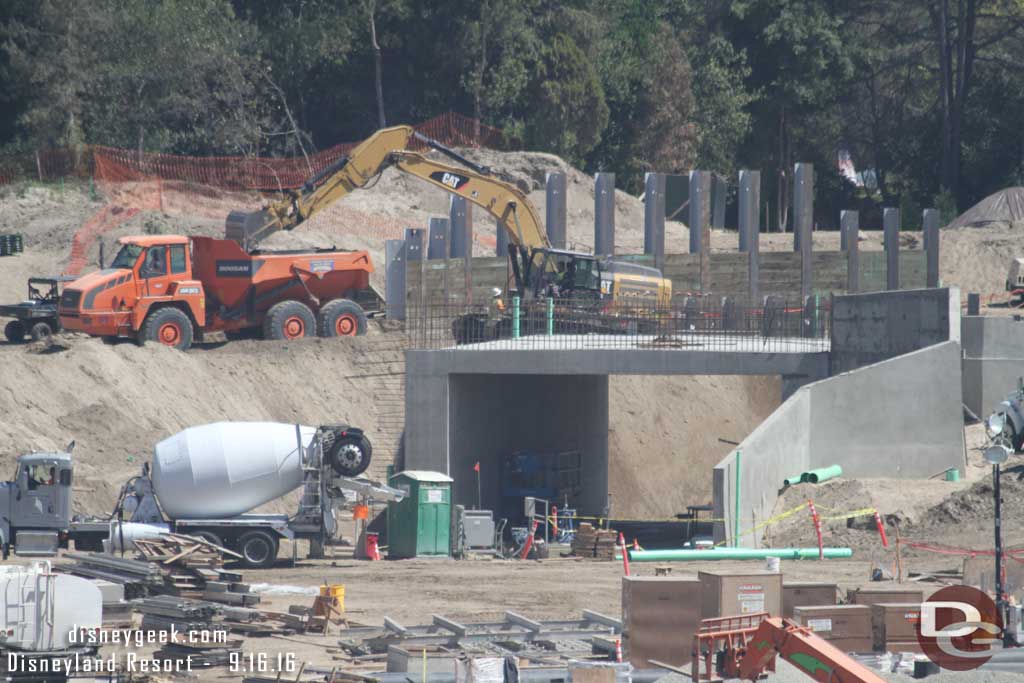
[227,125,671,308]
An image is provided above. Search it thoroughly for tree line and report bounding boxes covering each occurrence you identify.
[2,0,1023,226]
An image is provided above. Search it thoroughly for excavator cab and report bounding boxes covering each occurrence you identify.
[526,249,603,300]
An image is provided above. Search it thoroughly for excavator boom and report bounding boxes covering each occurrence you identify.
[225,125,548,255]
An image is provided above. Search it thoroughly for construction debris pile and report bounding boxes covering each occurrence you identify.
[61,534,260,606]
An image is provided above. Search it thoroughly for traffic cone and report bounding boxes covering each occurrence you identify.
[615,639,623,663]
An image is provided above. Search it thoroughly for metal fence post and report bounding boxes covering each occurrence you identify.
[512,296,521,339]
[546,297,554,336]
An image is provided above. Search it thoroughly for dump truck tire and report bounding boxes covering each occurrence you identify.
[318,299,367,337]
[29,321,54,342]
[327,433,373,477]
[4,320,25,343]
[140,307,193,351]
[237,530,278,569]
[264,300,315,341]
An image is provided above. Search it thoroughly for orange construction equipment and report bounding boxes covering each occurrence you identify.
[693,614,885,683]
[59,234,373,350]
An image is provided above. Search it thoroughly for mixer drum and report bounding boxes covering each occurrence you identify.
[152,422,316,519]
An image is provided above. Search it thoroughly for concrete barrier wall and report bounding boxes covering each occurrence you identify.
[962,316,1024,418]
[831,287,960,374]
[714,341,966,547]
[713,391,811,547]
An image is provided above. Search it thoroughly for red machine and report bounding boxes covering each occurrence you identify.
[60,235,373,350]
[692,614,885,683]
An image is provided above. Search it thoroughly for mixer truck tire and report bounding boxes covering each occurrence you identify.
[236,530,279,569]
[140,307,194,351]
[4,320,25,343]
[263,300,315,341]
[327,433,373,477]
[191,530,224,548]
[317,299,367,337]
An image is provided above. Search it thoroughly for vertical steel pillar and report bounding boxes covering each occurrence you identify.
[842,211,859,293]
[794,163,813,299]
[546,172,567,249]
[643,172,666,271]
[923,208,940,288]
[739,170,761,302]
[594,172,616,255]
[385,239,407,320]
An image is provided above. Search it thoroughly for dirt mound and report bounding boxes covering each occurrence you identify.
[951,187,1024,228]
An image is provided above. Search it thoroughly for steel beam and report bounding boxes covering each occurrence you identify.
[495,219,509,257]
[385,239,407,320]
[739,170,760,302]
[793,163,813,298]
[594,172,615,255]
[643,172,666,271]
[924,208,940,287]
[427,217,449,260]
[841,210,859,293]
[546,172,567,248]
[432,614,468,637]
[506,611,543,632]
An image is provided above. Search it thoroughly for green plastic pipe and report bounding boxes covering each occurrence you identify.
[734,450,741,548]
[623,547,854,562]
[546,297,554,336]
[805,464,843,484]
[512,296,520,339]
[783,473,804,487]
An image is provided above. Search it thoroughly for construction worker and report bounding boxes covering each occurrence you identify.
[485,287,505,339]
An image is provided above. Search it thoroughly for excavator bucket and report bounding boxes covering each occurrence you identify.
[225,209,280,251]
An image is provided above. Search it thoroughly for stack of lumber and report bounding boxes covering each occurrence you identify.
[570,524,619,560]
[133,534,261,606]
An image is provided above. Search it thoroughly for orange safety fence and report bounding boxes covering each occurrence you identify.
[2,112,507,190]
[45,113,506,274]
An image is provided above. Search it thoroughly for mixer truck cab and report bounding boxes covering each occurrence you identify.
[59,234,375,351]
[0,452,74,558]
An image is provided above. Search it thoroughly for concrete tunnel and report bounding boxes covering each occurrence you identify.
[448,374,609,519]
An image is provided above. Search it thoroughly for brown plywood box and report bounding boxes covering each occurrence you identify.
[848,587,924,606]
[698,570,782,619]
[824,637,875,654]
[783,582,839,617]
[871,603,922,647]
[792,605,871,639]
[622,575,701,668]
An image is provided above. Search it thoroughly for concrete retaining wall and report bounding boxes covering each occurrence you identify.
[962,316,1024,418]
[714,341,966,547]
[830,287,960,374]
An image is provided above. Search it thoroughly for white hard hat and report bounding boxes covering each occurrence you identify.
[491,287,502,297]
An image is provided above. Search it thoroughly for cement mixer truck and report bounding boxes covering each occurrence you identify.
[1,422,404,568]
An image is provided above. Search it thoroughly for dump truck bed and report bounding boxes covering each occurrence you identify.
[190,236,374,321]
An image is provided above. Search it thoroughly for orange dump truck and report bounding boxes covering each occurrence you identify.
[59,235,374,350]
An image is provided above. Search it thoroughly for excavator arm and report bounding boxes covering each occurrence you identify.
[736,618,886,683]
[225,125,549,257]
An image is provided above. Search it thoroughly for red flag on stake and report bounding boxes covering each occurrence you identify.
[473,462,480,472]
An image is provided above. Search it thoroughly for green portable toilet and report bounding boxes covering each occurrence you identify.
[387,470,453,559]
